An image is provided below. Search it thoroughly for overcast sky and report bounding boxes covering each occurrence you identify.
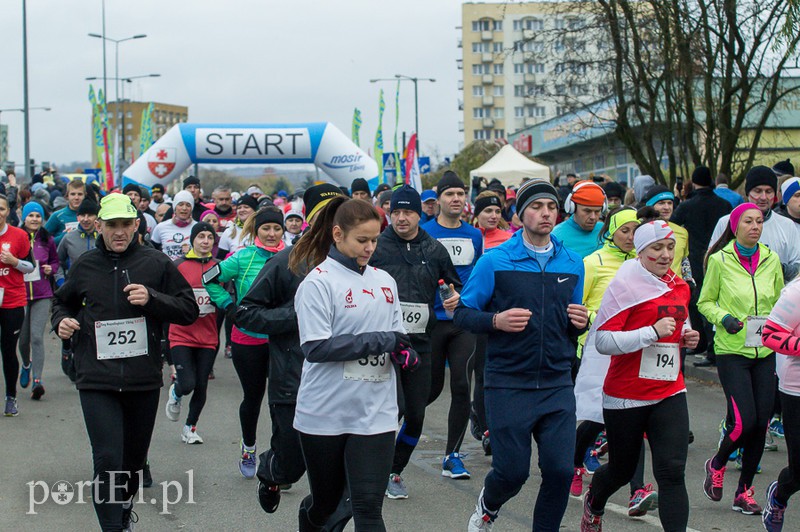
[1,0,485,172]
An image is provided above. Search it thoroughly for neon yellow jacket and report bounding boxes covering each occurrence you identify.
[698,241,784,358]
[669,222,689,274]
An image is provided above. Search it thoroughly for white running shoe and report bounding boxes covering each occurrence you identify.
[165,383,181,422]
[181,425,203,444]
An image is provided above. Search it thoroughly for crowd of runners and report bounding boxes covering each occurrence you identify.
[2,160,800,531]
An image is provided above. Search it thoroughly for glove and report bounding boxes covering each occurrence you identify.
[722,314,744,335]
[391,347,420,372]
[393,332,412,352]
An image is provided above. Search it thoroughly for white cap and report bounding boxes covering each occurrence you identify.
[284,208,304,222]
[633,220,675,254]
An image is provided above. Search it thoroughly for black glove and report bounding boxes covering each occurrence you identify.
[391,347,420,372]
[722,315,744,335]
[393,332,412,352]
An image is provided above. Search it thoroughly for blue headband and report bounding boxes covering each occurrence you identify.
[783,178,800,205]
[645,191,675,207]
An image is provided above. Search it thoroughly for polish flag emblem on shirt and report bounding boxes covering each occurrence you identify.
[148,148,176,178]
[381,287,394,304]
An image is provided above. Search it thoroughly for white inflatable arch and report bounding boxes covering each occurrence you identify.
[122,122,378,190]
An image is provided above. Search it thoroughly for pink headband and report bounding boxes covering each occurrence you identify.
[199,209,217,221]
[729,202,760,233]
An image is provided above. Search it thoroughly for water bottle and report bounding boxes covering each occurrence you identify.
[438,279,455,319]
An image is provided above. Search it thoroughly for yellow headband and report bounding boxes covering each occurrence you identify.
[608,208,639,237]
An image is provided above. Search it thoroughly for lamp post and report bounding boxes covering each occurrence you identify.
[87,31,147,181]
[0,106,52,176]
[370,74,436,155]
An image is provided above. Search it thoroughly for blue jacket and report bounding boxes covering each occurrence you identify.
[454,232,584,390]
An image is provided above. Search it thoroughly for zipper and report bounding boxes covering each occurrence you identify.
[731,248,764,358]
[112,258,124,386]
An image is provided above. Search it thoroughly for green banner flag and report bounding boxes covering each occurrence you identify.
[138,102,155,157]
[352,108,362,148]
[374,90,385,183]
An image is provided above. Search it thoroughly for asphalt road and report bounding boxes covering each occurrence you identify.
[1,333,796,531]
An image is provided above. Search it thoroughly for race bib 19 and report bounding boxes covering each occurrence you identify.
[343,353,391,382]
[745,316,768,348]
[400,302,429,334]
[95,317,148,360]
[639,342,680,381]
[438,238,476,267]
[193,288,215,316]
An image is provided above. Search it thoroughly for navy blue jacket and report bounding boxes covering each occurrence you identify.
[454,232,584,390]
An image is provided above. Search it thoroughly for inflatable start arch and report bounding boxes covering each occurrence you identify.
[122,122,378,190]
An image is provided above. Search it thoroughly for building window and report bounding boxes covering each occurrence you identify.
[514,85,525,97]
[126,111,133,119]
[493,85,504,96]
[473,86,485,96]
[494,108,504,119]
[126,135,132,142]
[514,64,525,74]
[555,40,565,52]
[494,129,505,139]
[472,20,491,32]
[472,64,489,75]
[555,19,566,30]
[474,129,491,140]
[126,123,133,130]
[514,106,525,118]
[529,106,546,117]
[473,108,486,118]
[555,85,566,95]
[493,20,503,31]
[493,42,503,53]
[533,63,545,73]
[556,106,570,116]
[569,18,585,30]
[493,64,504,75]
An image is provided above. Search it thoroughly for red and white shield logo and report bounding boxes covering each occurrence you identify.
[147,148,176,178]
[381,287,394,304]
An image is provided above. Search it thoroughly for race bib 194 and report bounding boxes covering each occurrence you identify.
[400,302,429,334]
[95,317,148,360]
[343,353,391,382]
[639,342,680,381]
[438,238,476,267]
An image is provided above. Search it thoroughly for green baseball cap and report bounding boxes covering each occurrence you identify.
[98,193,138,220]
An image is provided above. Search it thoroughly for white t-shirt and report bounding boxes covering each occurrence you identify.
[768,279,800,396]
[150,218,196,260]
[294,256,405,436]
[710,211,800,270]
[219,223,251,256]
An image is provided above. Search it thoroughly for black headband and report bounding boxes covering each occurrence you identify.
[254,209,284,230]
[474,195,502,218]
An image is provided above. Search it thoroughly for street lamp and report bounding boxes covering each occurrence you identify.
[87,31,147,182]
[0,106,52,175]
[370,74,436,155]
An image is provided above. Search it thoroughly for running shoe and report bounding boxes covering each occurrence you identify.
[467,489,496,531]
[584,447,601,474]
[19,364,31,389]
[257,481,281,513]
[165,383,181,422]
[239,441,256,479]
[142,463,153,488]
[442,452,470,479]
[628,484,659,517]
[121,501,138,532]
[4,396,18,417]
[734,450,762,473]
[224,345,232,359]
[769,417,785,439]
[482,431,492,456]
[732,485,762,514]
[386,474,408,499]
[181,425,203,444]
[31,380,45,400]
[703,458,726,501]
[207,370,215,380]
[762,480,786,531]
[571,468,586,498]
[595,431,608,458]
[765,430,778,452]
[581,491,603,532]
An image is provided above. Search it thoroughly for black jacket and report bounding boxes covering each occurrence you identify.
[670,187,732,286]
[51,237,198,391]
[369,226,461,353]
[235,247,305,404]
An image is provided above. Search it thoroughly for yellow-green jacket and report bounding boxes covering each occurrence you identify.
[698,241,784,358]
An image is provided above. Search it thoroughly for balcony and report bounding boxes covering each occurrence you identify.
[481,52,493,63]
[525,116,539,127]
[457,80,464,90]
[524,73,537,83]
[481,30,493,41]
[482,117,495,128]
[482,96,494,106]
[458,121,464,132]
[482,74,494,84]
[524,93,538,102]
[458,100,464,111]
[456,59,463,70]
[457,39,462,48]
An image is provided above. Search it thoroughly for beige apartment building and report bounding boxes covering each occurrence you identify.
[460,2,606,147]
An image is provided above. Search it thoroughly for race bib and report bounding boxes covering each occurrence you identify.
[745,316,768,348]
[95,317,148,360]
[193,288,215,316]
[64,222,79,233]
[438,238,476,266]
[343,353,391,382]
[0,287,5,306]
[639,342,680,381]
[23,260,40,282]
[400,302,429,334]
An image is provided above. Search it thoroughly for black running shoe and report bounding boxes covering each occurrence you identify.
[258,481,281,513]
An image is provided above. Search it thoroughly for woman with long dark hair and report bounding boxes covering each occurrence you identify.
[291,197,418,531]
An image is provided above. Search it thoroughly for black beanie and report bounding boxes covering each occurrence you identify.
[351,178,370,194]
[389,185,422,215]
[77,199,100,216]
[745,165,778,196]
[436,171,466,197]
[691,166,713,187]
[602,181,625,200]
[122,183,141,196]
[474,194,502,218]
[183,175,200,188]
[254,208,285,231]
[190,222,215,246]
[236,194,258,211]
[303,183,342,221]
[516,179,559,215]
[487,178,505,196]
[772,159,795,177]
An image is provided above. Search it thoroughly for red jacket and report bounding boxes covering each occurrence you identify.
[169,253,220,349]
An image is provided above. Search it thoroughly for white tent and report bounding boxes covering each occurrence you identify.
[469,144,551,189]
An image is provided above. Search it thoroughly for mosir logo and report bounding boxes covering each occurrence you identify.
[148,148,177,178]
[323,154,365,173]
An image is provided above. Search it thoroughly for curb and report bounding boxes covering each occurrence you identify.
[684,359,720,386]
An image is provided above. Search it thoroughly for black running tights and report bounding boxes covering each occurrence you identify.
[231,341,269,447]
[0,306,24,398]
[171,345,216,426]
